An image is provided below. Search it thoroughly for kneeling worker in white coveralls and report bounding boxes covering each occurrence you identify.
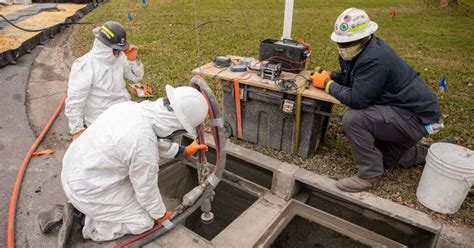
[65,21,144,141]
[44,85,209,245]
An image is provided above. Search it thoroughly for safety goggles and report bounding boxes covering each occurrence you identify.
[336,40,361,49]
[337,35,371,49]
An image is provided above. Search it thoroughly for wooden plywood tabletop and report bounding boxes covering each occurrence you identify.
[192,56,340,104]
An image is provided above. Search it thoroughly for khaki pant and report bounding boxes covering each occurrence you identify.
[343,105,428,178]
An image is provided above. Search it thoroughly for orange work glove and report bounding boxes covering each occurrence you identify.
[123,45,138,61]
[185,140,209,156]
[311,69,332,89]
[156,211,172,225]
[72,130,84,141]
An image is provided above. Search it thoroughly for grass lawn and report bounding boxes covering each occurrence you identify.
[71,0,474,225]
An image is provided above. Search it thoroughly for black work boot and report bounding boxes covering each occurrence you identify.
[38,204,64,234]
[57,202,76,248]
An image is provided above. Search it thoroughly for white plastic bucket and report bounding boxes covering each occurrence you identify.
[416,143,474,214]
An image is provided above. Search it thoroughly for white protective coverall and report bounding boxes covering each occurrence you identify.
[65,39,144,134]
[61,99,183,241]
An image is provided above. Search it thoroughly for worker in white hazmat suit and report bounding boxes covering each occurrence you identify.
[48,85,209,244]
[65,21,144,140]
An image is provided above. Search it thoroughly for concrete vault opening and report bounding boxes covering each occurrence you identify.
[141,135,443,247]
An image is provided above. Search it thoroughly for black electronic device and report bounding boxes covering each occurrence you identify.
[213,56,231,68]
[258,61,281,81]
[259,39,310,73]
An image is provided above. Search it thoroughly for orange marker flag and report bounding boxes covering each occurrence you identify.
[32,149,54,157]
[391,9,397,18]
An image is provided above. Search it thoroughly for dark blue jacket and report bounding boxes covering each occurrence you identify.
[329,36,439,124]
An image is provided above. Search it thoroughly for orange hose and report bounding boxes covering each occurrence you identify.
[7,93,67,248]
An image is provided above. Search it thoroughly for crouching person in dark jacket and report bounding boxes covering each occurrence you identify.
[312,8,440,192]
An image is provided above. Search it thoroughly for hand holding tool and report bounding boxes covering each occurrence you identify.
[123,45,138,61]
[311,66,331,89]
[156,211,172,225]
[185,140,208,156]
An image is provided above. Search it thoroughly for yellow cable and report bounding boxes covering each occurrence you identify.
[293,86,305,155]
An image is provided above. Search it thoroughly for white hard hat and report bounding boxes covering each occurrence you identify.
[330,8,378,43]
[165,85,209,136]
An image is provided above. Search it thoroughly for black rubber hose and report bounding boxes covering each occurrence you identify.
[127,76,226,247]
[0,15,94,32]
[190,75,226,180]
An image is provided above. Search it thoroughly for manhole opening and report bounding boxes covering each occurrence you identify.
[294,184,437,247]
[271,215,370,248]
[159,161,258,240]
[256,200,404,247]
[182,136,273,189]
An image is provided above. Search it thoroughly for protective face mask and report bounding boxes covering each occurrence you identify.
[337,43,364,61]
[113,49,121,58]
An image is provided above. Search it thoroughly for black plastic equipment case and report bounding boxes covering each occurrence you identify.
[221,81,333,158]
[259,39,309,73]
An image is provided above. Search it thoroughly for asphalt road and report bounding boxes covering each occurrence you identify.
[0,29,72,246]
[0,48,41,245]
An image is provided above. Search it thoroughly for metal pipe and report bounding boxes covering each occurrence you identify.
[196,124,214,224]
[282,0,294,39]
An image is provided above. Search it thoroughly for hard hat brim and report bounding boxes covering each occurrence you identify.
[110,43,129,51]
[165,85,197,137]
[92,27,129,51]
[330,21,378,43]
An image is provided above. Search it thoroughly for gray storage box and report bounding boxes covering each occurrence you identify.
[221,81,333,158]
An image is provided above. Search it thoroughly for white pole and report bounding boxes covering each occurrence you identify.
[282,0,294,40]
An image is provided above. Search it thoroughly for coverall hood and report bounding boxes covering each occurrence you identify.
[91,38,118,65]
[139,99,185,139]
